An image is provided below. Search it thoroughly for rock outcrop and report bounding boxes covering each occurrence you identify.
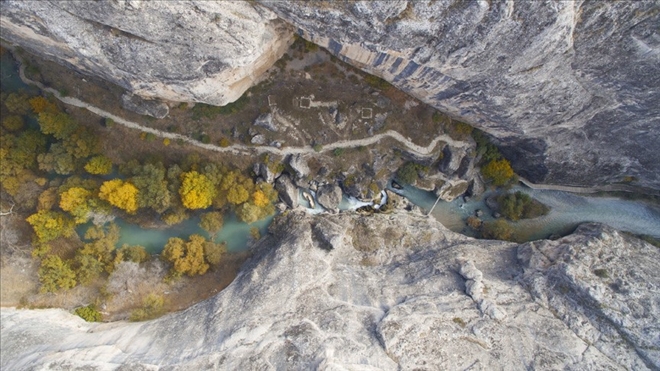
[0,1,293,106]
[2,212,658,370]
[260,1,660,190]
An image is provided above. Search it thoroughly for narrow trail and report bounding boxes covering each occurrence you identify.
[17,60,467,159]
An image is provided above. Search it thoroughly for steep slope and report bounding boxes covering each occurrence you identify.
[2,211,658,370]
[259,1,660,189]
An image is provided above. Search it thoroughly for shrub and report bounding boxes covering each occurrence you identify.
[313,144,323,152]
[332,148,345,157]
[129,293,164,321]
[593,269,609,278]
[396,162,421,185]
[497,191,549,221]
[218,137,230,147]
[163,138,171,146]
[75,304,102,322]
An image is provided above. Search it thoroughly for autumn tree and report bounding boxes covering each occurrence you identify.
[59,186,93,224]
[4,92,31,115]
[29,96,58,114]
[481,219,515,241]
[203,240,227,266]
[481,159,516,187]
[99,179,139,214]
[74,223,121,283]
[236,183,278,223]
[179,171,216,209]
[2,115,24,131]
[162,234,209,277]
[199,211,224,238]
[38,255,77,293]
[84,155,113,175]
[38,143,76,175]
[116,244,149,264]
[37,111,76,139]
[26,210,75,243]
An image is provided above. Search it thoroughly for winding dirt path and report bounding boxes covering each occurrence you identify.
[17,61,467,158]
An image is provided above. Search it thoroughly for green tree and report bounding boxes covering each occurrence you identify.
[131,162,171,213]
[203,240,227,266]
[199,211,224,237]
[4,92,31,115]
[396,162,420,184]
[37,111,76,139]
[38,255,77,293]
[162,234,209,277]
[481,219,514,241]
[179,171,216,209]
[2,115,24,131]
[84,155,113,175]
[75,304,103,322]
[37,143,76,175]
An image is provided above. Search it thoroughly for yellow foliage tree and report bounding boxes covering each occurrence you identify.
[179,171,215,209]
[162,234,209,277]
[29,96,58,114]
[26,210,75,243]
[59,187,92,224]
[84,155,113,175]
[481,159,515,187]
[252,189,270,208]
[99,179,139,214]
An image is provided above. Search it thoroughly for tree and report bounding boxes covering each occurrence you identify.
[99,179,139,214]
[481,219,514,241]
[4,92,31,115]
[396,162,420,185]
[38,143,76,175]
[131,162,171,213]
[59,187,92,224]
[116,244,149,264]
[162,207,188,225]
[29,96,58,114]
[199,211,224,237]
[38,255,77,293]
[179,171,215,209]
[203,240,226,266]
[37,111,76,139]
[162,234,209,277]
[84,155,113,175]
[75,304,102,322]
[481,159,515,187]
[76,223,121,278]
[2,115,24,131]
[26,210,75,243]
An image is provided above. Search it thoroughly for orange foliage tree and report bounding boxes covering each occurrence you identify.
[481,159,516,187]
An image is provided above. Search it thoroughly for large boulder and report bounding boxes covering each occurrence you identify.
[315,184,342,213]
[274,174,298,209]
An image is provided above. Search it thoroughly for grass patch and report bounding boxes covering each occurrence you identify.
[191,94,250,120]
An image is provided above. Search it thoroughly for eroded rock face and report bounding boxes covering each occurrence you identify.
[259,1,660,189]
[0,0,293,105]
[2,212,658,370]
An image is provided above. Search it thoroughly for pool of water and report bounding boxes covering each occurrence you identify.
[77,212,274,254]
[392,183,660,240]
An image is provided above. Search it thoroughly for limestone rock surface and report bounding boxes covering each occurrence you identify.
[0,0,293,105]
[2,212,658,370]
[259,1,660,189]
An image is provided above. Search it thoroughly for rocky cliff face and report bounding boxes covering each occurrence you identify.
[1,1,658,189]
[2,211,658,370]
[0,0,293,105]
[259,1,660,189]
